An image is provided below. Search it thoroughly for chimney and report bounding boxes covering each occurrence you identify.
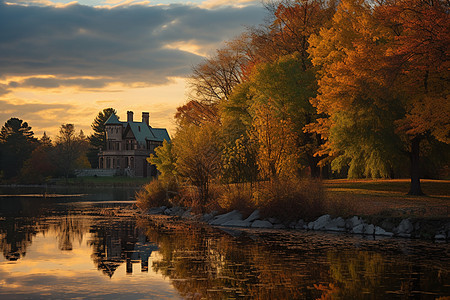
[127,111,133,122]
[142,112,149,126]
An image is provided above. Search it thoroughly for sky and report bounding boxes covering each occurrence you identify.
[0,0,266,138]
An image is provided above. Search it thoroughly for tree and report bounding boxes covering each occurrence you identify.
[173,124,222,208]
[87,108,116,168]
[89,108,117,149]
[307,0,449,193]
[55,124,89,179]
[0,118,37,179]
[375,0,450,194]
[20,133,56,183]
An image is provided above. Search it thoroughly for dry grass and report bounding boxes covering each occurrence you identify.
[323,179,450,218]
[253,179,326,222]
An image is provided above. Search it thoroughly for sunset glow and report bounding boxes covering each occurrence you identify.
[0,0,265,138]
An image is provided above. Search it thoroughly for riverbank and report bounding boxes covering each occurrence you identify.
[141,205,450,241]
[137,179,449,240]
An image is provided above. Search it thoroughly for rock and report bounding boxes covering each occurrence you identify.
[209,210,243,226]
[435,233,446,240]
[202,212,215,223]
[325,217,346,231]
[289,221,297,229]
[396,219,414,235]
[147,207,165,215]
[244,210,260,222]
[222,219,251,228]
[312,215,332,230]
[397,233,411,238]
[352,223,365,234]
[307,222,314,230]
[346,216,363,229]
[273,224,286,229]
[164,208,172,215]
[380,219,395,232]
[295,219,305,230]
[374,226,394,236]
[364,224,375,235]
[182,210,195,220]
[251,220,273,228]
[267,217,278,224]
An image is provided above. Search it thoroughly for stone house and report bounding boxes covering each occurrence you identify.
[98,111,170,177]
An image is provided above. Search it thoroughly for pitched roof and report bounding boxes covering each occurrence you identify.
[151,128,170,142]
[104,113,122,125]
[105,112,170,143]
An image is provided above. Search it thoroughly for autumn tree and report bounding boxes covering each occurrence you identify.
[375,0,450,194]
[308,0,449,193]
[0,118,37,179]
[20,132,57,183]
[173,124,222,208]
[54,124,90,179]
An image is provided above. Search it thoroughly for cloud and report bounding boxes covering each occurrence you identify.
[0,1,265,88]
[0,99,77,135]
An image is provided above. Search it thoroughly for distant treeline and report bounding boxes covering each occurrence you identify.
[0,108,116,183]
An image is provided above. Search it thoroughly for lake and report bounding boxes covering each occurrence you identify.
[0,186,449,299]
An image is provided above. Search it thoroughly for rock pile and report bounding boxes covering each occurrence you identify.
[146,206,450,241]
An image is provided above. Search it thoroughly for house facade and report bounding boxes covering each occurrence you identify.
[98,111,170,177]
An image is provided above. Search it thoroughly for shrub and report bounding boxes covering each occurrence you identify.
[135,179,176,211]
[218,183,255,216]
[254,178,325,223]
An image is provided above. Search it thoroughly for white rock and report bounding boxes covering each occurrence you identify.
[244,210,260,222]
[352,224,365,234]
[209,210,243,225]
[396,219,414,235]
[295,219,305,230]
[222,219,251,228]
[182,211,195,219]
[251,220,273,228]
[374,226,394,236]
[364,224,375,235]
[346,216,363,229]
[397,233,411,238]
[435,233,446,240]
[313,214,332,230]
[267,217,278,224]
[147,207,165,215]
[273,224,286,229]
[325,217,346,231]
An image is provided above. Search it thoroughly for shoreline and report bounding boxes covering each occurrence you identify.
[141,206,450,241]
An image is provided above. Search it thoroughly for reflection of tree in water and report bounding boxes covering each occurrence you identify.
[138,218,327,299]
[52,215,88,251]
[138,218,450,299]
[323,250,450,299]
[88,219,157,278]
[0,217,38,261]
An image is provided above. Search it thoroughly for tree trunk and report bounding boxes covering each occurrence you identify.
[408,136,424,195]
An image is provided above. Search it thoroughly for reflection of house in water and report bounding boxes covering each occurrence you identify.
[89,220,158,278]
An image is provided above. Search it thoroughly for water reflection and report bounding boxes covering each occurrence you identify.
[138,218,450,299]
[0,193,448,299]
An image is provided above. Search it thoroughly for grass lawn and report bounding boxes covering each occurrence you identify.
[323,179,450,219]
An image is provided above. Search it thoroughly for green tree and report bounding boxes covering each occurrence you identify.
[20,132,56,183]
[0,118,37,179]
[87,108,117,168]
[55,124,89,179]
[174,124,222,208]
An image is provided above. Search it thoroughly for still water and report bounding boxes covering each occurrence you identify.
[0,186,449,299]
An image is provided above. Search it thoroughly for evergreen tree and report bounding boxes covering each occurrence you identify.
[0,118,37,179]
